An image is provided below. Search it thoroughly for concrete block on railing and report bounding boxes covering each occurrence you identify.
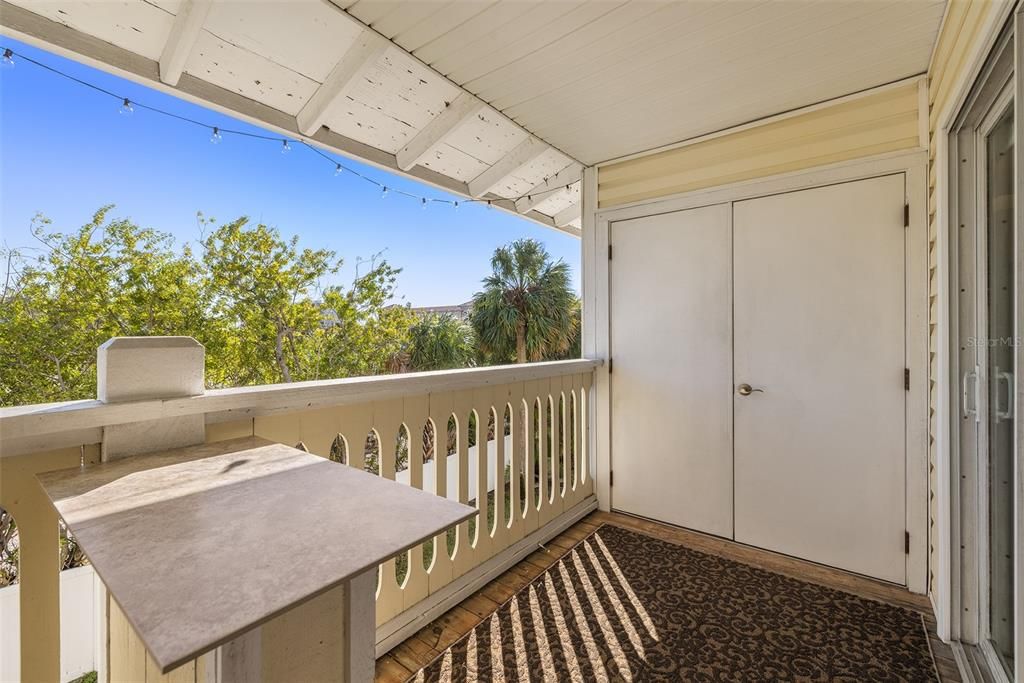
[97,337,204,402]
[97,336,206,460]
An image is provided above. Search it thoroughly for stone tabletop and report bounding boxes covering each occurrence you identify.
[36,436,475,673]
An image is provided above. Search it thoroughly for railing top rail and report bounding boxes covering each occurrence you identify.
[0,359,601,453]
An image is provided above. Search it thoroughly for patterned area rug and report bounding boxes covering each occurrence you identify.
[409,524,937,682]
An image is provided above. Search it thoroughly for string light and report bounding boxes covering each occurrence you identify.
[0,45,581,213]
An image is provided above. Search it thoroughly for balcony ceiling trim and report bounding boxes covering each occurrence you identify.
[0,0,584,234]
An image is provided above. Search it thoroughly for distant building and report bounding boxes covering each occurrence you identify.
[408,301,474,322]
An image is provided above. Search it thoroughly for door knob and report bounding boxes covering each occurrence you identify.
[737,383,764,396]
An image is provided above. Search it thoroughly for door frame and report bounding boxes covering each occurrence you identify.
[589,149,929,593]
[944,13,1020,681]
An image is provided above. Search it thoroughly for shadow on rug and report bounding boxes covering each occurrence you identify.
[408,524,937,682]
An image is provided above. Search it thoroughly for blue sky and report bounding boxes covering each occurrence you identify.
[0,37,580,307]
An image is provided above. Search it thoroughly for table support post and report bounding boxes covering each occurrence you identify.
[212,569,376,683]
[345,569,378,683]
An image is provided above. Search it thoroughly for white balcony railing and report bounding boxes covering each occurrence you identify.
[0,338,600,681]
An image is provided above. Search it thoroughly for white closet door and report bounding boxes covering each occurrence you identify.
[610,203,734,537]
[732,175,907,583]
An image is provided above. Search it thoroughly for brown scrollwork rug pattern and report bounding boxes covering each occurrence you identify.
[409,524,938,682]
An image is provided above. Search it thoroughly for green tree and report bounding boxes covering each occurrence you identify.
[201,216,339,385]
[470,238,578,364]
[0,207,212,405]
[406,313,477,371]
[309,255,416,380]
[0,209,416,406]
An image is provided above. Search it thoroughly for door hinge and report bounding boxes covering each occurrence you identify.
[905,530,910,554]
[609,470,614,487]
[608,244,613,260]
[904,368,910,391]
[903,203,910,227]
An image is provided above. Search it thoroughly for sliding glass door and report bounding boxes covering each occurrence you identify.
[951,21,1017,681]
[982,101,1015,680]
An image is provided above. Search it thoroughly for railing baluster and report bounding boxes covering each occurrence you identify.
[580,371,593,493]
[374,400,405,625]
[471,387,492,564]
[491,399,508,556]
[503,380,527,545]
[427,391,454,593]
[451,391,474,579]
[568,374,583,505]
[400,395,430,611]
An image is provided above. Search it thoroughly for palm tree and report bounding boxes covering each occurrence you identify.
[470,239,578,364]
[407,313,477,371]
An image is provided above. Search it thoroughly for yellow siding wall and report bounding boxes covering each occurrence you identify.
[925,0,1007,594]
[597,82,922,208]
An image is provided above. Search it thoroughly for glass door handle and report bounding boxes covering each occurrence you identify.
[995,367,1014,422]
[962,366,980,422]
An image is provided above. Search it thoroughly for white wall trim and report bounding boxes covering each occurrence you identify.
[594,76,927,169]
[595,149,926,223]
[580,165,609,511]
[374,495,598,657]
[592,149,930,593]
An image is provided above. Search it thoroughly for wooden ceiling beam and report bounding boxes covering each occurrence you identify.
[396,92,485,171]
[514,163,582,214]
[553,202,582,227]
[468,136,548,198]
[296,29,389,136]
[158,0,213,86]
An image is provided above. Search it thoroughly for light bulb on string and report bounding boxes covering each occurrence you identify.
[453,201,459,211]
[381,186,389,199]
[210,127,222,144]
[1,49,14,69]
[335,164,343,176]
[421,197,428,211]
[281,139,291,154]
[119,98,134,115]
[486,200,493,210]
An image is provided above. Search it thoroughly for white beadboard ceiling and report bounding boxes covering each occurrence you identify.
[0,0,946,233]
[336,0,946,164]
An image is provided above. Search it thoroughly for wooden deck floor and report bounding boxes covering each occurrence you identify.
[375,510,961,682]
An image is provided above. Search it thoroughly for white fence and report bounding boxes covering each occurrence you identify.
[396,435,512,502]
[0,565,100,682]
